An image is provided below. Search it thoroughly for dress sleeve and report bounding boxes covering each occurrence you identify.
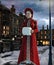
[33,21,38,33]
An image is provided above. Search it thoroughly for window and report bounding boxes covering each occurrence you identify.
[41,36,43,39]
[45,36,47,39]
[45,31,46,34]
[16,20,19,25]
[43,41,46,45]
[43,41,49,45]
[3,26,5,29]
[41,31,43,34]
[2,26,9,35]
[6,26,9,30]
[40,40,42,42]
[3,31,5,34]
[46,41,49,45]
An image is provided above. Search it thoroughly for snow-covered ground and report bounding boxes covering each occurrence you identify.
[0,46,54,65]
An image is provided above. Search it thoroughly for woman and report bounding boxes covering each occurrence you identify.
[18,8,40,65]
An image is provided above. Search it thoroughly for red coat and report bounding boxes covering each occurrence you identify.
[18,19,40,65]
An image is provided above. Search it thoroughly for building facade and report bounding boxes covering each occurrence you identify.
[37,25,54,46]
[0,3,20,39]
[0,2,11,38]
[0,2,26,51]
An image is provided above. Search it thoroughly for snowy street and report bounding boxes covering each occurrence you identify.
[0,46,54,65]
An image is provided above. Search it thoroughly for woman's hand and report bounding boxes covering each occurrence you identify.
[31,30,34,33]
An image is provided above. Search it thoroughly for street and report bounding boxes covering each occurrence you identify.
[0,46,54,65]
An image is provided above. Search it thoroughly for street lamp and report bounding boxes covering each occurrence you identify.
[48,0,52,65]
[39,0,52,65]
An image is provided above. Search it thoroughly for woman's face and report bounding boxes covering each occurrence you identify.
[25,11,32,19]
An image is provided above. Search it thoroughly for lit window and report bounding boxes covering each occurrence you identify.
[2,26,9,35]
[6,26,9,30]
[45,31,46,34]
[46,41,49,45]
[45,36,47,39]
[3,26,5,29]
[43,41,46,45]
[40,40,42,42]
[3,31,5,34]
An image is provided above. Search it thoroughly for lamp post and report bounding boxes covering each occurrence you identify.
[39,0,52,65]
[48,0,52,65]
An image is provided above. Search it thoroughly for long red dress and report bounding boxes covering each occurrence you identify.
[18,19,40,65]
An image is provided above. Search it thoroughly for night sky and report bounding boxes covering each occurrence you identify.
[1,0,54,30]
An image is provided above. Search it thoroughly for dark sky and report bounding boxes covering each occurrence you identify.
[1,0,54,29]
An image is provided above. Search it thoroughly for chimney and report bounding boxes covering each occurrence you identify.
[47,25,48,30]
[42,25,44,30]
[10,5,16,14]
